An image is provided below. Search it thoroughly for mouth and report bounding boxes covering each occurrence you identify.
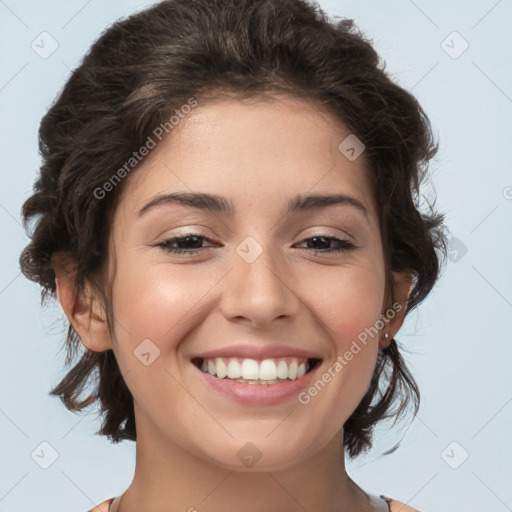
[191,356,322,385]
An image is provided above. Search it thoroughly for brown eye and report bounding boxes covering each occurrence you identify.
[295,236,355,254]
[157,234,216,255]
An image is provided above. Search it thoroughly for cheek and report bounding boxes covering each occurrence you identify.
[108,260,221,367]
[307,261,385,346]
[107,264,200,415]
[300,263,384,412]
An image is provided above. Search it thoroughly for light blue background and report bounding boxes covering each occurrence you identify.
[1,1,511,511]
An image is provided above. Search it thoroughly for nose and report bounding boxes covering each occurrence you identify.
[219,243,300,329]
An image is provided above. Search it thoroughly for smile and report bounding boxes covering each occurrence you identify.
[194,356,320,384]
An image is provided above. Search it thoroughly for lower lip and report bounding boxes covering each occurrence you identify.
[193,361,321,405]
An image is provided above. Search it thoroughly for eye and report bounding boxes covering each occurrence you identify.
[294,235,355,254]
[156,233,356,256]
[157,234,216,255]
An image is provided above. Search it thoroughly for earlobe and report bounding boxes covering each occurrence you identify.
[55,271,113,352]
[379,270,413,349]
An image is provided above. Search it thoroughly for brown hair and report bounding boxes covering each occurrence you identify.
[19,0,447,458]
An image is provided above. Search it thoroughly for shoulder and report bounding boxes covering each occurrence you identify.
[88,498,114,512]
[388,499,420,512]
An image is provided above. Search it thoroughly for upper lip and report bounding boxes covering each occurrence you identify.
[192,343,323,361]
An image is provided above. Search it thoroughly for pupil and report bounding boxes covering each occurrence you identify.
[179,236,202,249]
[311,236,328,249]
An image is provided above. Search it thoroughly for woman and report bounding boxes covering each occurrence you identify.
[19,0,447,510]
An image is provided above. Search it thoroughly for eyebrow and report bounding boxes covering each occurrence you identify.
[138,191,369,220]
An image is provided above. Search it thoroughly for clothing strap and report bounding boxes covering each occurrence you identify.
[380,495,392,511]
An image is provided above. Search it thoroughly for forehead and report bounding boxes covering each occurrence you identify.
[116,94,377,223]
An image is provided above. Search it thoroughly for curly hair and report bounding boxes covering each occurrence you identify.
[19,0,447,458]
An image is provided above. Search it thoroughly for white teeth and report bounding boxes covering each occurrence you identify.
[198,356,313,383]
[216,358,228,378]
[276,360,288,379]
[227,359,242,379]
[288,360,298,380]
[233,378,281,385]
[259,359,277,380]
[241,359,259,380]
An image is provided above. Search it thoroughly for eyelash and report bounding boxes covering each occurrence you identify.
[157,233,356,255]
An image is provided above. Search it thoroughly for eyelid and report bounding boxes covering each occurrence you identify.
[296,225,355,243]
[154,225,216,241]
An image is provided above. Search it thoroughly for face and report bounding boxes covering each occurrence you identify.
[86,95,407,471]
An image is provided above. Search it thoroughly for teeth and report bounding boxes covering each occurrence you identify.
[276,360,288,379]
[297,361,306,378]
[241,359,259,380]
[217,358,228,379]
[259,359,277,380]
[227,359,242,379]
[199,357,313,382]
[233,378,285,385]
[288,360,298,380]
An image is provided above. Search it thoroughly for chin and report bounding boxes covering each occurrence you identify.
[199,437,314,473]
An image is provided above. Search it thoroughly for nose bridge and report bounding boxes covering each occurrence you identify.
[220,235,298,326]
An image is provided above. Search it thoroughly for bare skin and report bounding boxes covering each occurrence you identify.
[57,94,414,512]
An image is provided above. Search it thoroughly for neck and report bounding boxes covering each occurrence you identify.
[114,416,371,512]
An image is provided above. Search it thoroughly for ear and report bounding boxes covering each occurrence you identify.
[379,270,413,350]
[55,268,113,352]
